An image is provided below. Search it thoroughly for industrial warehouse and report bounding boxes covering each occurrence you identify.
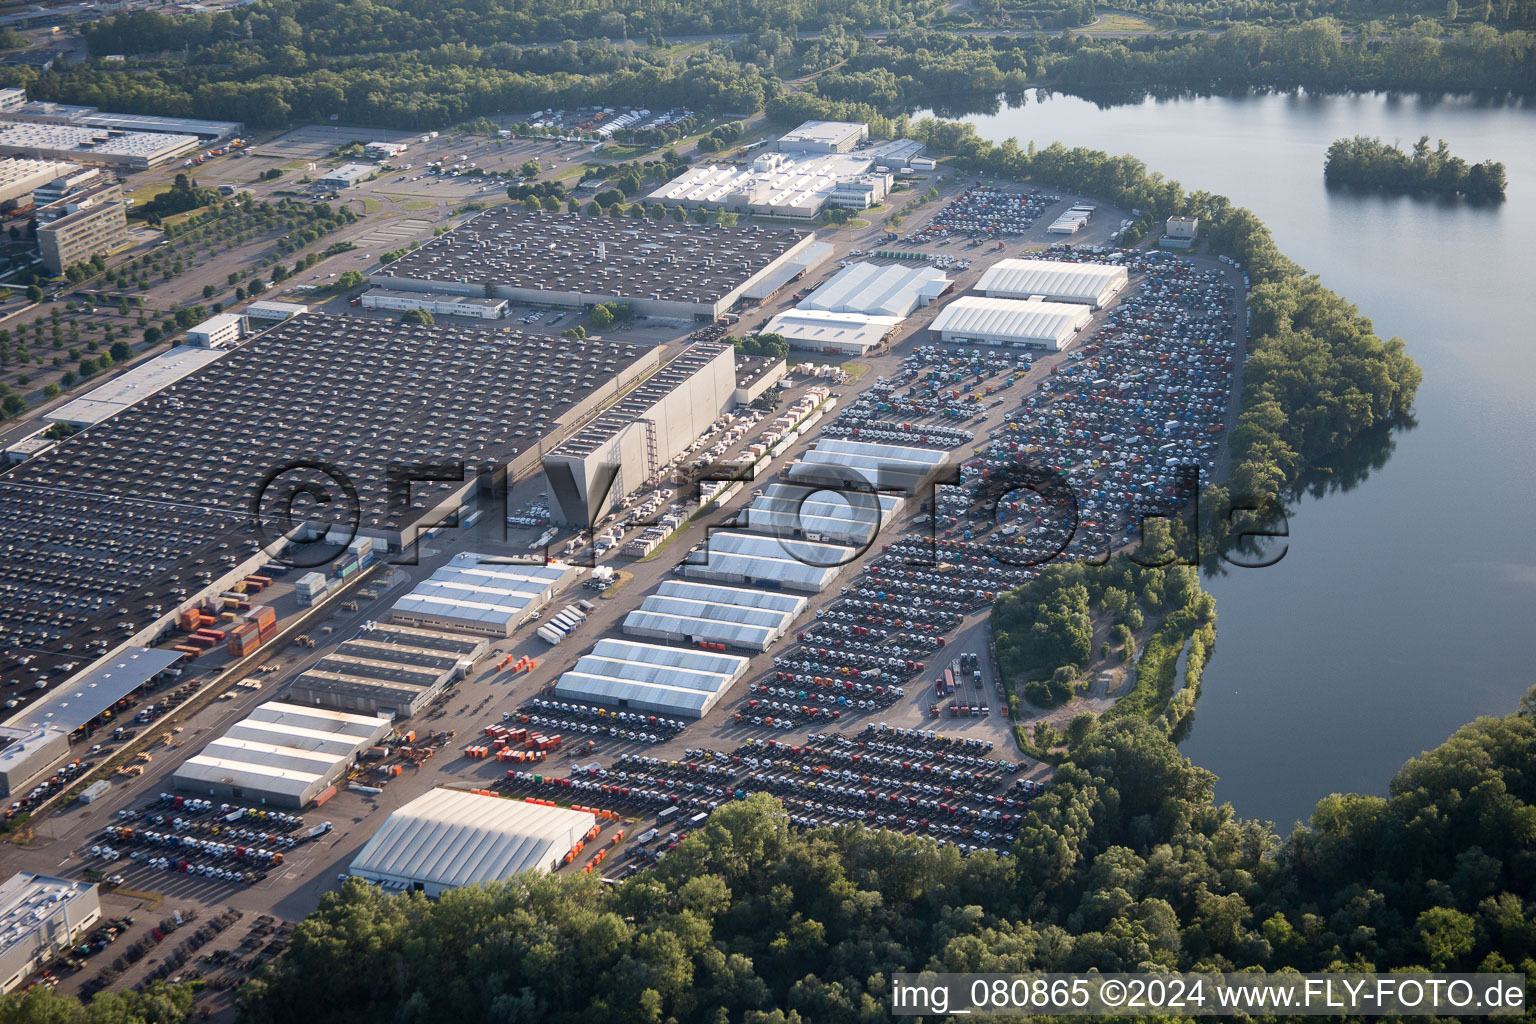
[172,702,393,807]
[543,341,737,526]
[763,261,952,356]
[621,580,808,652]
[0,647,184,797]
[644,121,922,221]
[973,258,1129,309]
[283,623,488,718]
[42,346,228,429]
[0,121,200,170]
[929,295,1093,350]
[348,788,598,894]
[368,207,820,319]
[741,481,902,546]
[553,638,750,718]
[0,873,100,994]
[389,555,579,638]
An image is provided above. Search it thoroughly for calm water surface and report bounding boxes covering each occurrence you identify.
[932,90,1536,827]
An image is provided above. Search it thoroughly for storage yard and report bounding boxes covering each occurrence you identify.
[0,146,1252,1004]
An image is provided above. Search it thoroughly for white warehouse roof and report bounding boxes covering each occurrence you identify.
[349,788,595,893]
[686,529,850,592]
[623,581,807,652]
[745,482,900,545]
[761,309,899,356]
[45,346,227,427]
[800,262,950,317]
[930,296,1092,351]
[973,258,1128,308]
[555,638,750,718]
[390,558,569,636]
[172,701,390,806]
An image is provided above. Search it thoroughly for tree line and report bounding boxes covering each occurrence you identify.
[1325,134,1508,199]
[9,684,1529,1023]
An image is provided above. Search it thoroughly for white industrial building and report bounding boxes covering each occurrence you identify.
[185,312,246,348]
[742,481,901,546]
[365,141,409,159]
[973,258,1128,309]
[760,309,901,357]
[244,300,309,322]
[349,788,597,894]
[390,555,576,637]
[787,436,951,496]
[684,529,850,593]
[361,288,508,320]
[777,120,869,154]
[646,151,885,221]
[554,638,750,718]
[544,342,736,526]
[0,156,72,206]
[622,579,807,652]
[172,701,392,808]
[800,262,951,317]
[0,873,100,993]
[930,296,1093,351]
[44,345,227,428]
[317,163,373,188]
[0,121,198,170]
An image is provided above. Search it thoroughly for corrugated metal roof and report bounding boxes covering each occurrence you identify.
[973,258,1127,305]
[654,579,807,614]
[799,262,950,317]
[930,296,1092,348]
[350,789,595,887]
[554,639,750,717]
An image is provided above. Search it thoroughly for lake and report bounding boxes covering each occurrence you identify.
[930,90,1536,827]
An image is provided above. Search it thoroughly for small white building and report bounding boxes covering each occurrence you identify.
[317,163,372,188]
[1162,215,1199,248]
[930,295,1092,351]
[245,300,309,322]
[185,312,246,348]
[364,141,408,160]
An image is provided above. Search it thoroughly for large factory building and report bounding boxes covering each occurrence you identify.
[369,208,818,320]
[543,342,736,526]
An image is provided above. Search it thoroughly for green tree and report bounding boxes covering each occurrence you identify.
[402,308,434,325]
[589,304,614,329]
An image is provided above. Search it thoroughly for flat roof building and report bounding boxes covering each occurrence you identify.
[361,288,507,320]
[544,342,736,526]
[0,156,73,206]
[778,120,868,154]
[36,178,127,274]
[372,207,818,320]
[172,701,392,807]
[734,354,787,406]
[0,873,100,993]
[44,345,227,428]
[761,309,902,357]
[742,481,901,546]
[185,313,247,349]
[973,258,1128,309]
[554,638,751,718]
[349,789,597,894]
[244,300,309,322]
[0,121,198,170]
[316,163,372,188]
[648,153,878,222]
[930,295,1093,351]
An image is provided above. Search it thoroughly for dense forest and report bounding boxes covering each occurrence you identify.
[0,0,1528,131]
[1325,134,1508,199]
[6,688,1530,1024]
